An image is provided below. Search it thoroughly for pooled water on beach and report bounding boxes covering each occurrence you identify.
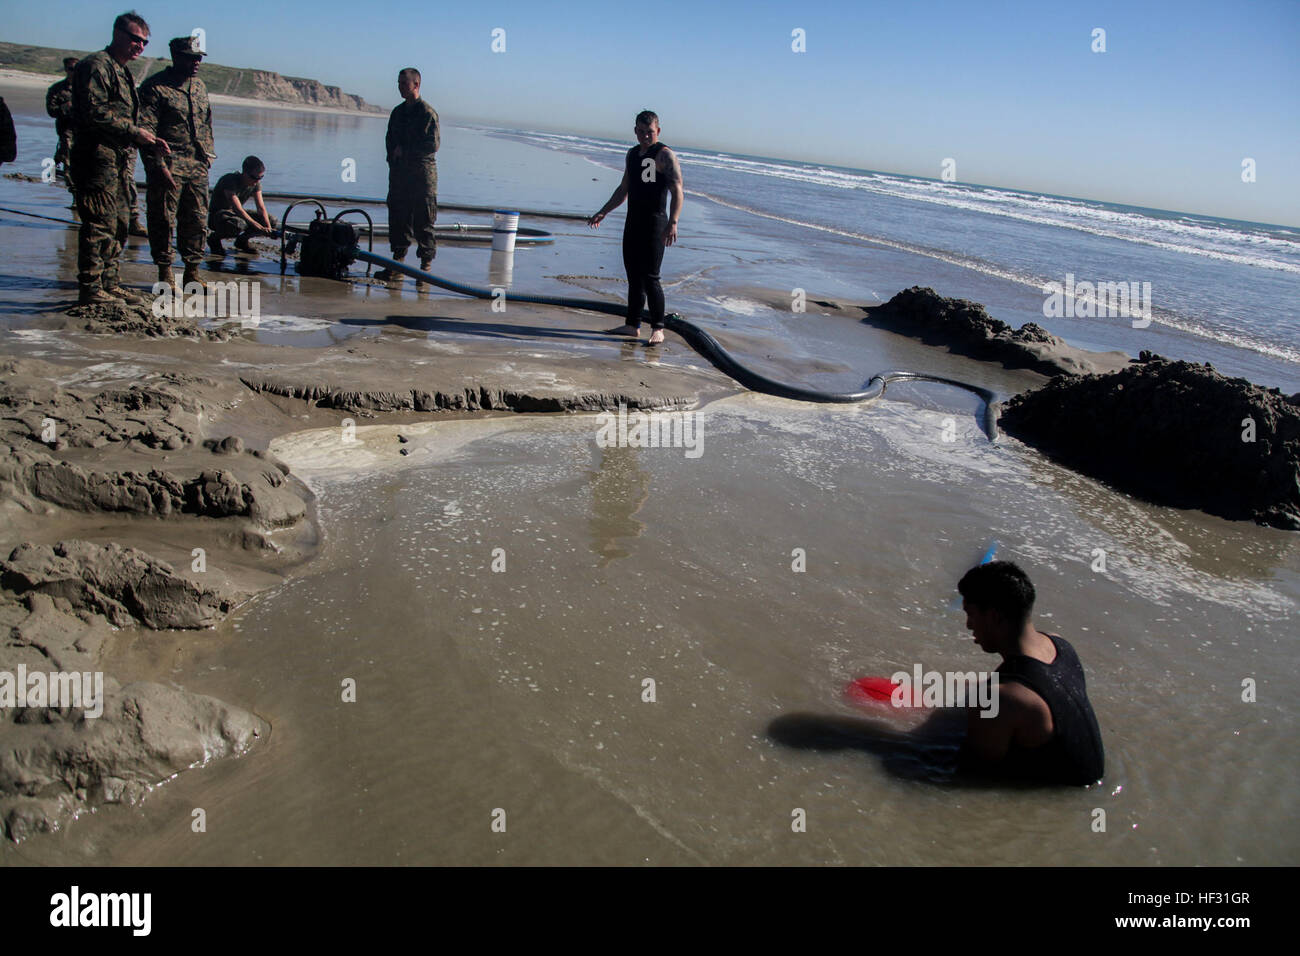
[13,397,1298,866]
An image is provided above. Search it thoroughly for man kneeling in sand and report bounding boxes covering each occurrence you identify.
[956,561,1105,785]
[208,155,277,256]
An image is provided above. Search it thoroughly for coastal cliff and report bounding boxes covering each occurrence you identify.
[0,41,382,113]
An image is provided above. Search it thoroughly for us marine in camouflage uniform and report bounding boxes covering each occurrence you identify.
[139,36,214,287]
[71,12,170,305]
[374,67,439,287]
[208,155,277,254]
[45,57,78,192]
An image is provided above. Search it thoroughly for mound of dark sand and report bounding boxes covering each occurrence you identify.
[999,353,1300,529]
[1,378,201,451]
[862,286,1127,377]
[0,367,292,840]
[2,448,305,526]
[65,301,234,340]
[0,565,265,843]
[0,594,267,842]
[0,377,307,528]
[1,540,244,630]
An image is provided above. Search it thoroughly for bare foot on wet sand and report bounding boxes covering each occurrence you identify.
[606,324,641,338]
[647,329,665,346]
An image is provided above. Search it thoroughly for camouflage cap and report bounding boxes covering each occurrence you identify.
[169,36,206,58]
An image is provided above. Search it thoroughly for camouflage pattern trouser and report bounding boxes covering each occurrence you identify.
[387,164,437,260]
[54,124,74,192]
[125,146,140,224]
[146,156,211,267]
[72,142,132,291]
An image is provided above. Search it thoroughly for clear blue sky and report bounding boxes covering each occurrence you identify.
[5,0,1297,224]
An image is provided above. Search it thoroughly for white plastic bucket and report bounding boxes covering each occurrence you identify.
[492,210,520,252]
[489,249,514,288]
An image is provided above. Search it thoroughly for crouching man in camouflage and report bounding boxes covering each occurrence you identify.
[71,11,170,305]
[139,35,214,289]
[208,156,277,255]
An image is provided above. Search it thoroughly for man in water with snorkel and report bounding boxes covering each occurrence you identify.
[956,561,1105,785]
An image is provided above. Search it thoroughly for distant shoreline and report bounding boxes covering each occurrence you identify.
[0,68,385,118]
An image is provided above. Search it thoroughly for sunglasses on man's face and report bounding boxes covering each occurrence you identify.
[118,28,148,47]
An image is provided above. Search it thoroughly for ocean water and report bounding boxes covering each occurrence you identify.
[494,127,1300,388]
[12,396,1297,866]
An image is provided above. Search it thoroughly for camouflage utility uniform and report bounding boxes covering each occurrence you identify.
[71,49,141,296]
[139,65,214,271]
[208,171,276,243]
[125,146,143,234]
[45,77,75,190]
[385,96,439,261]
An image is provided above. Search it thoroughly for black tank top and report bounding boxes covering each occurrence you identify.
[993,634,1105,784]
[625,142,669,221]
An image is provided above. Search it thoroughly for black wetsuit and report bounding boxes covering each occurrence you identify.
[623,142,671,330]
[963,634,1105,785]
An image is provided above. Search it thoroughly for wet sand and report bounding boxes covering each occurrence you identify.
[2,126,1297,865]
[8,390,1297,865]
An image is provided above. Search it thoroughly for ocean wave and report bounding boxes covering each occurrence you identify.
[503,129,1300,274]
[691,189,1300,365]
[678,157,1300,275]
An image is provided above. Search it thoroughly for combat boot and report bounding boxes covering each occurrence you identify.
[208,234,225,255]
[415,257,432,292]
[78,286,124,306]
[129,217,147,238]
[157,265,174,285]
[104,284,147,305]
[182,264,203,289]
[373,255,406,283]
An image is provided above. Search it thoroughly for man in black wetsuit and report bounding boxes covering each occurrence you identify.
[957,561,1105,785]
[587,110,683,346]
